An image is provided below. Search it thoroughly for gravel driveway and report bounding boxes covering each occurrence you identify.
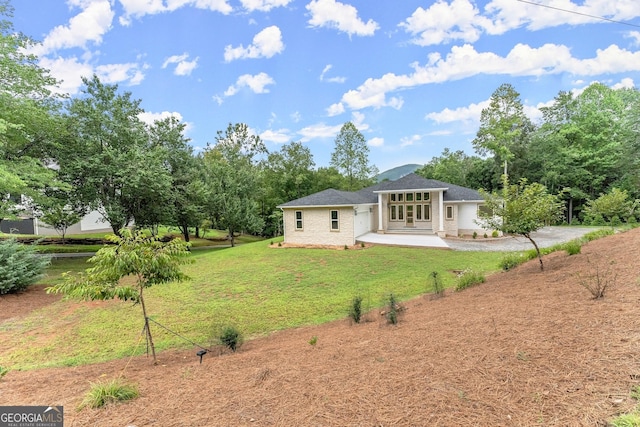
[444,226,599,251]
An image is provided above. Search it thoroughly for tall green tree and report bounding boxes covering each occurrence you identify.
[0,0,64,220]
[148,116,207,241]
[47,230,191,365]
[529,84,637,221]
[330,122,377,191]
[61,75,172,235]
[478,177,564,271]
[261,141,315,235]
[203,123,265,246]
[472,84,532,179]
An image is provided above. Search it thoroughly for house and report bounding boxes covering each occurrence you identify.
[278,173,491,246]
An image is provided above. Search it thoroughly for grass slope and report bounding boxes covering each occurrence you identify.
[1,239,504,370]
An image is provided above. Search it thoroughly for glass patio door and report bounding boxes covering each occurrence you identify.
[406,205,414,226]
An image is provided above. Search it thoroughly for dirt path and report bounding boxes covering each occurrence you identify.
[1,228,640,426]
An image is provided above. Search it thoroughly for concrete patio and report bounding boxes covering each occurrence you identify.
[356,232,450,248]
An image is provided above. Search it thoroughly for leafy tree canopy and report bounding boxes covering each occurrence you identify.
[478,177,564,271]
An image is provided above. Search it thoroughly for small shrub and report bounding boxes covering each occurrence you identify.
[492,230,499,238]
[500,252,527,271]
[430,271,444,299]
[277,242,282,247]
[348,295,363,324]
[344,244,348,250]
[308,336,317,346]
[80,379,139,409]
[0,239,51,294]
[360,242,365,248]
[578,257,616,299]
[455,269,486,291]
[563,240,582,255]
[386,293,399,325]
[0,366,8,380]
[218,325,243,352]
[631,385,640,401]
[483,233,488,238]
[472,231,477,239]
[609,412,640,427]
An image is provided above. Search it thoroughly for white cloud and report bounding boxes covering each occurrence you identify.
[400,0,640,46]
[119,0,232,25]
[29,0,114,56]
[326,102,345,116]
[400,134,421,148]
[38,56,94,95]
[627,31,640,47]
[297,112,369,142]
[298,122,342,141]
[240,0,293,12]
[224,26,284,62]
[260,128,292,144]
[426,100,489,123]
[400,0,488,46]
[138,111,193,132]
[306,0,379,37]
[612,77,635,89]
[37,56,148,95]
[368,137,384,147]
[320,64,346,83]
[339,43,640,111]
[224,72,275,97]
[95,62,148,85]
[162,53,199,76]
[290,111,302,123]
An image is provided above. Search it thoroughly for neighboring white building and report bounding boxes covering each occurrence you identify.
[278,173,491,246]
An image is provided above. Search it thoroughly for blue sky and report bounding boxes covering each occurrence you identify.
[13,0,640,172]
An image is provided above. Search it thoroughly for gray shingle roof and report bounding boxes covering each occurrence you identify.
[277,173,483,208]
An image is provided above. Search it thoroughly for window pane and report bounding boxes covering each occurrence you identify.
[331,221,339,230]
[398,205,404,220]
[295,211,303,229]
[390,205,396,220]
[331,210,338,220]
[390,194,396,202]
[416,193,422,201]
[398,193,404,202]
[416,204,422,220]
[406,193,414,202]
[446,206,453,219]
[425,204,430,220]
[424,192,430,201]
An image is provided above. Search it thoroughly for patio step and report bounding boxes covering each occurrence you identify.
[385,228,434,235]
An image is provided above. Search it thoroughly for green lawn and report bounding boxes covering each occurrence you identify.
[1,239,505,370]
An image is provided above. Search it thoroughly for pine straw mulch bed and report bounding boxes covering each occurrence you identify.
[2,228,640,426]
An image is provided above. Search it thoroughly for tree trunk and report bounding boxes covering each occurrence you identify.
[525,234,544,271]
[179,224,190,242]
[139,286,157,364]
[229,226,235,247]
[195,226,201,238]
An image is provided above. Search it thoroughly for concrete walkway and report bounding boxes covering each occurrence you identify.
[357,227,598,251]
[356,232,450,248]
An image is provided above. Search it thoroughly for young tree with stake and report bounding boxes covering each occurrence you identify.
[47,230,191,364]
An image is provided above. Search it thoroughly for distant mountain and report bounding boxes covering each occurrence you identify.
[375,164,422,182]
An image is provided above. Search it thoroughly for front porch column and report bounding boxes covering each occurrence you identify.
[377,193,384,232]
[438,191,444,235]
